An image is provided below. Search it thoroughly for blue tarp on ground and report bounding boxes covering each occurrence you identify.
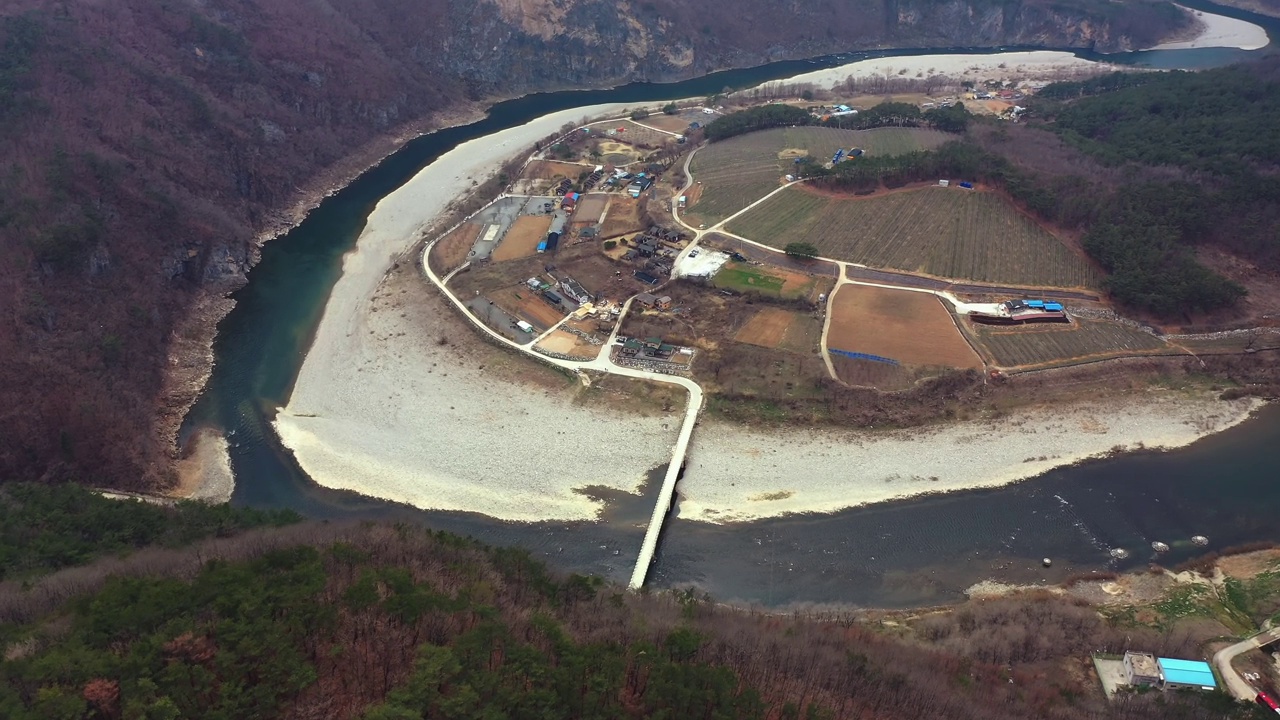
[828,349,899,366]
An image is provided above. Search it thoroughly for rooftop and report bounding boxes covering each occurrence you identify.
[1157,658,1215,688]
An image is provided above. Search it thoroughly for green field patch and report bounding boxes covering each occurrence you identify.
[729,185,1101,288]
[713,264,786,294]
[686,126,950,225]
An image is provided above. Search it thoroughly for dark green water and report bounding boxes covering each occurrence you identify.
[186,12,1280,607]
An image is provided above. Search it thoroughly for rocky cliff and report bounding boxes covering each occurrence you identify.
[0,0,1190,489]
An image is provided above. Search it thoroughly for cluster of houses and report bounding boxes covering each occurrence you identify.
[620,227,686,286]
[619,336,677,361]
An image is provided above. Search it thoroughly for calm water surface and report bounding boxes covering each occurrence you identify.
[185,9,1280,607]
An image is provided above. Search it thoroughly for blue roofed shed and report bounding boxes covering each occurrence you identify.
[1157,658,1216,690]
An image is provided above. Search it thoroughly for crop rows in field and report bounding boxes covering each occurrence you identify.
[728,186,1101,288]
[973,319,1169,369]
[686,127,949,224]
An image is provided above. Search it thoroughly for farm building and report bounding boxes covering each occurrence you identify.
[561,192,580,210]
[967,299,1069,325]
[634,271,660,285]
[1119,652,1216,692]
[542,289,567,306]
[634,293,672,309]
[1123,652,1161,687]
[559,277,592,305]
[543,231,562,252]
[1157,658,1216,692]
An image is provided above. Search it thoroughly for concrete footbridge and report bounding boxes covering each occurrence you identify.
[423,244,703,591]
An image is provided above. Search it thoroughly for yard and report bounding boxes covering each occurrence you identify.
[684,126,951,225]
[728,185,1101,289]
[491,216,551,262]
[487,286,566,330]
[827,284,982,386]
[711,261,833,303]
[598,195,647,239]
[969,318,1172,370]
[619,282,829,400]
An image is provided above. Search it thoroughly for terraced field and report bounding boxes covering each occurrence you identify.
[685,126,950,225]
[729,186,1100,288]
[972,319,1170,369]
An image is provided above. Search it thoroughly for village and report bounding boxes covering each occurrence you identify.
[425,73,1194,402]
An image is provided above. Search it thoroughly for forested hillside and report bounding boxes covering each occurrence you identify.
[0,0,1191,491]
[0,485,1264,720]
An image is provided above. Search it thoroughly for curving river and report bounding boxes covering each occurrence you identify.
[183,4,1280,608]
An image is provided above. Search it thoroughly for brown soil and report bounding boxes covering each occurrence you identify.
[598,196,647,239]
[523,159,593,180]
[1218,549,1280,579]
[428,222,483,274]
[553,243,647,301]
[734,307,795,348]
[682,182,703,206]
[488,286,566,330]
[573,194,610,224]
[828,284,982,370]
[638,114,692,133]
[535,329,599,358]
[491,216,552,262]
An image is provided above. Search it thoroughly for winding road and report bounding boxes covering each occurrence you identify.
[422,124,1104,590]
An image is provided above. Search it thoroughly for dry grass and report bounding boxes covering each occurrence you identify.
[428,222,483,273]
[734,307,795,348]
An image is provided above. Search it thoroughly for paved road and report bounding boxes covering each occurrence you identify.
[1214,628,1280,701]
[424,246,703,590]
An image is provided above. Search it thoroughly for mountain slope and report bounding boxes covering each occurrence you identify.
[0,0,1191,489]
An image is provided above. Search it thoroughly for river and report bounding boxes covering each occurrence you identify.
[184,5,1280,608]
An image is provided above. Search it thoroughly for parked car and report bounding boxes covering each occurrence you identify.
[1257,693,1280,714]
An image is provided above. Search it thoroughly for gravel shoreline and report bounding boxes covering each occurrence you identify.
[677,395,1262,524]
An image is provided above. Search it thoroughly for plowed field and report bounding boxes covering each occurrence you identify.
[685,126,950,224]
[971,319,1170,369]
[729,186,1099,289]
[734,308,794,348]
[827,284,982,376]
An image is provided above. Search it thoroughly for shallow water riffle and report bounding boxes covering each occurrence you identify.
[651,403,1280,608]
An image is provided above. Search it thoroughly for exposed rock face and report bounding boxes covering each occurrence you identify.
[0,0,1189,490]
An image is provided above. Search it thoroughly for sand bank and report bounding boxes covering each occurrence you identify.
[769,51,1126,90]
[172,428,234,503]
[277,101,689,522]
[1151,6,1269,50]
[676,395,1261,524]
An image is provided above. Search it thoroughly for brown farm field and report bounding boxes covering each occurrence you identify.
[970,318,1171,370]
[729,186,1100,289]
[828,284,982,382]
[523,159,593,181]
[685,126,950,225]
[488,286,566,330]
[428,222,483,274]
[491,216,552,262]
[735,307,793,347]
[573,194,609,224]
[598,195,647,238]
